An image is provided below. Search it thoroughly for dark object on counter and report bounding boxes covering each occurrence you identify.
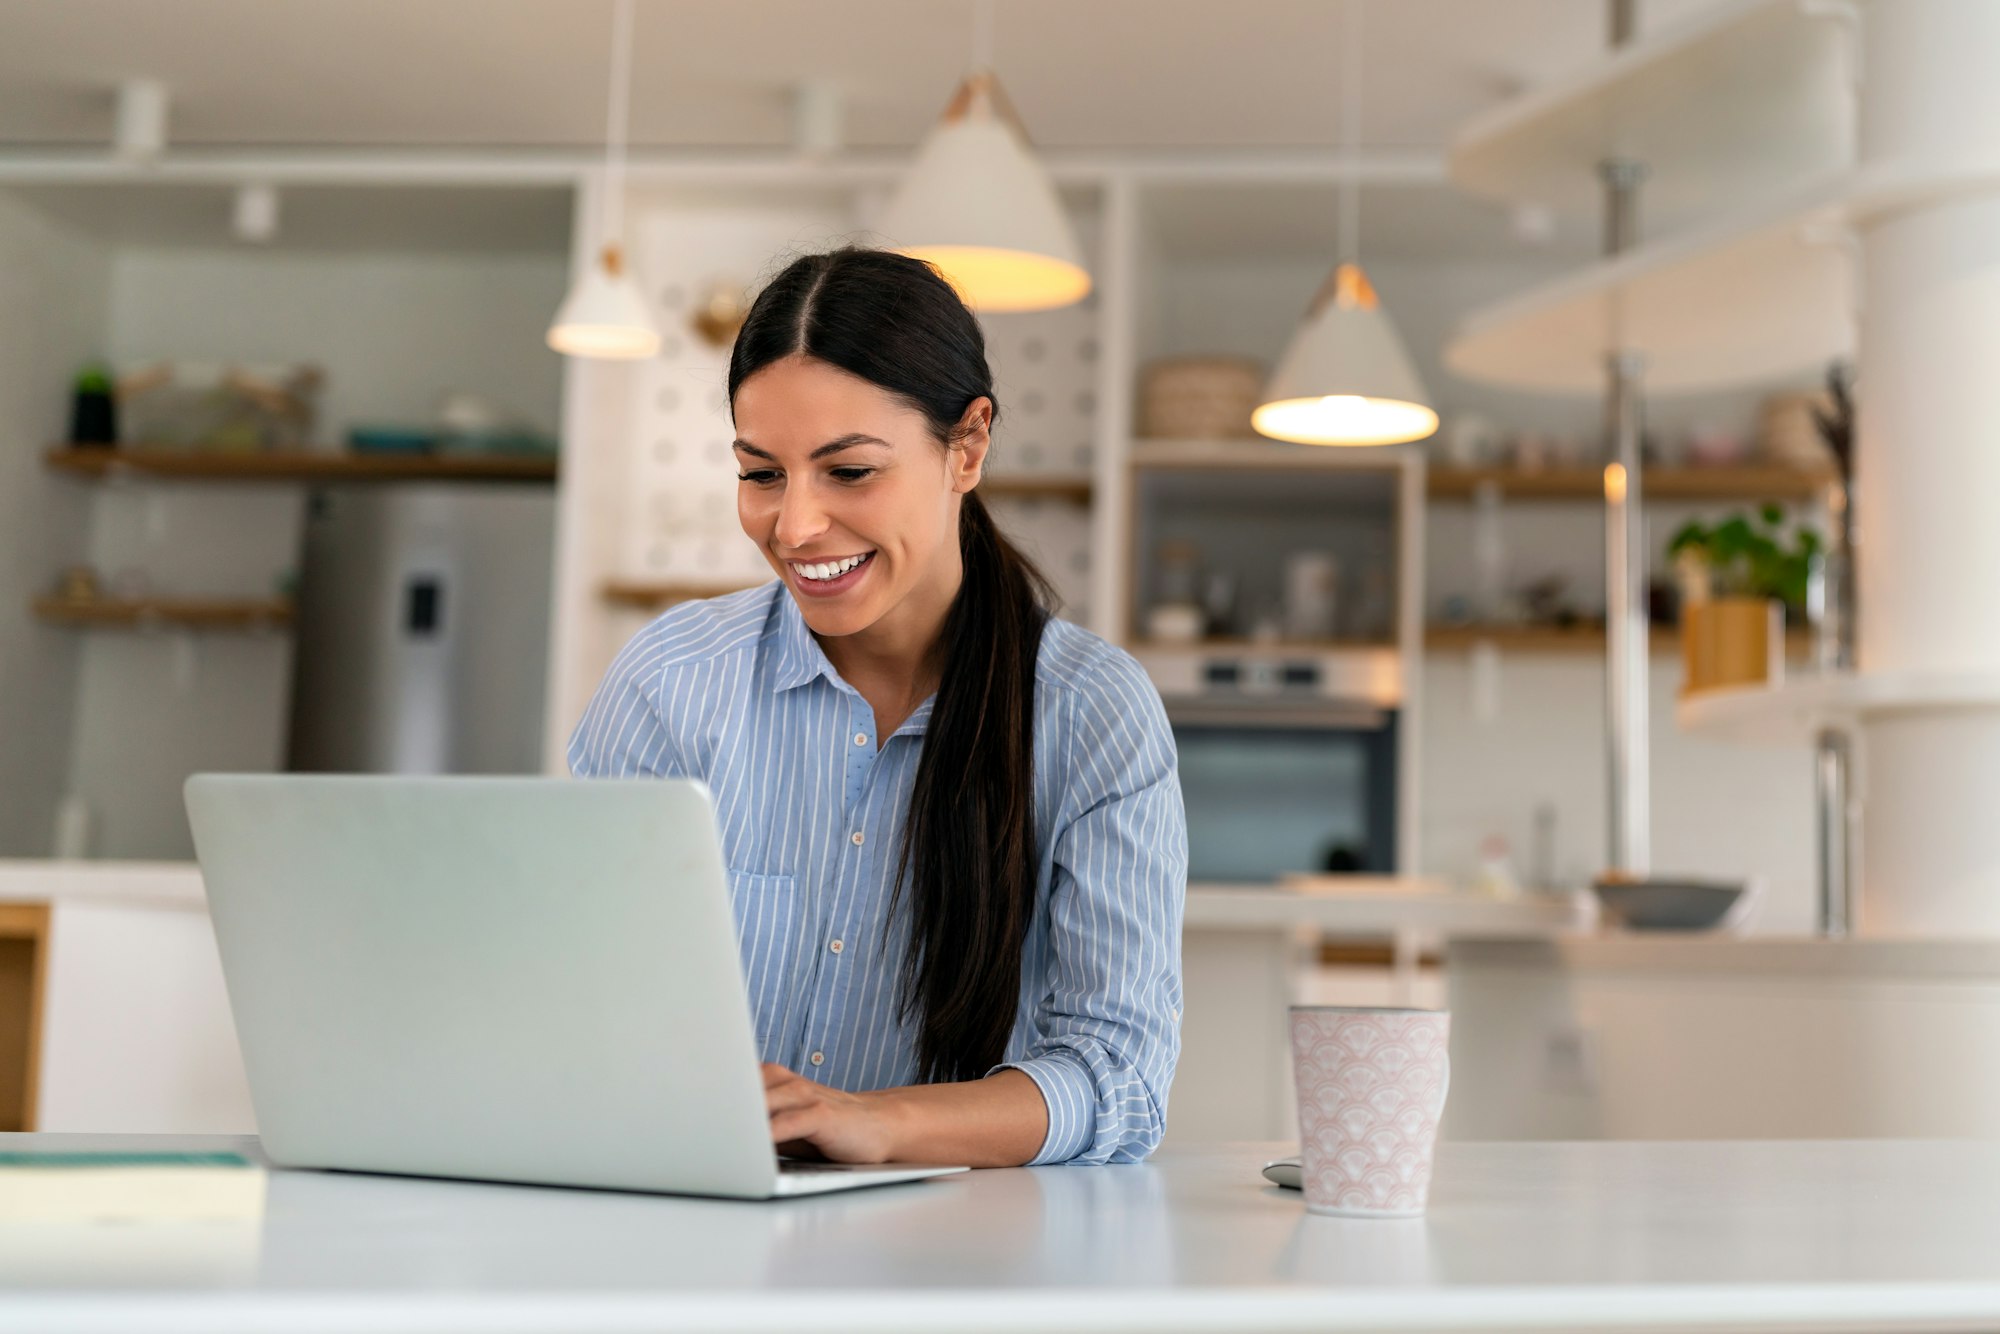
[69,364,117,447]
[1321,842,1364,873]
[1648,577,1679,626]
[1592,876,1744,931]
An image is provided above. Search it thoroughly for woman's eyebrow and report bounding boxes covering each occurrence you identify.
[731,433,891,461]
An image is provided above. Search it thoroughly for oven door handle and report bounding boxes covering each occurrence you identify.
[1164,702,1389,731]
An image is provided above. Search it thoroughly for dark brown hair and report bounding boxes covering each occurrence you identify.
[726,247,1055,1083]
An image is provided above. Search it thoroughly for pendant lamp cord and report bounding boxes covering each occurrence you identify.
[602,0,637,248]
[971,0,996,72]
[1338,0,1362,267]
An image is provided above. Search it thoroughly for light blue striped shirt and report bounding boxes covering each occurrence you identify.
[567,582,1186,1165]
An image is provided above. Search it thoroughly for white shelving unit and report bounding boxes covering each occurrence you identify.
[1444,174,1855,393]
[1677,671,2000,748]
[1449,0,1858,231]
[1445,0,2000,940]
[1438,0,1867,921]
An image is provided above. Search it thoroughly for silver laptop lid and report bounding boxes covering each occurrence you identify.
[185,775,781,1199]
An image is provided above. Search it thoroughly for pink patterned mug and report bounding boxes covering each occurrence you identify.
[1288,1006,1452,1218]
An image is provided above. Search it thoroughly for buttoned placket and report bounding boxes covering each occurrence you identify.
[795,683,891,1079]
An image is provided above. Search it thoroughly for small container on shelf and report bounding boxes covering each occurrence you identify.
[118,361,324,452]
[68,364,118,448]
[1139,357,1264,440]
[347,426,436,456]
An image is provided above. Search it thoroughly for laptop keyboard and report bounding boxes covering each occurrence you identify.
[778,1160,869,1174]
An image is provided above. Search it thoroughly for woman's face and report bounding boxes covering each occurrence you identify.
[732,353,988,648]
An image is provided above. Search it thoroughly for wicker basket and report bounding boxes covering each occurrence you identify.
[1140,357,1265,439]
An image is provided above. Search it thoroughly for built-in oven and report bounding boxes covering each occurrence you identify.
[1137,647,1404,883]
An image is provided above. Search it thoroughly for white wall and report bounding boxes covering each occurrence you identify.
[64,487,303,860]
[0,192,106,857]
[108,246,569,441]
[1421,652,1817,933]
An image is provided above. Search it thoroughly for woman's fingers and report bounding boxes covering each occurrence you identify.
[765,1078,822,1114]
[768,1106,824,1145]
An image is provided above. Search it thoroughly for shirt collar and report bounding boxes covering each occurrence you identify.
[767,586,834,693]
[765,587,936,736]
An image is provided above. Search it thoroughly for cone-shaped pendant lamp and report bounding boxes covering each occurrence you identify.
[549,241,661,359]
[878,69,1091,313]
[547,0,661,360]
[1253,0,1434,446]
[1252,263,1438,445]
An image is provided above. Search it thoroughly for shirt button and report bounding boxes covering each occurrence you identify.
[850,830,865,847]
[853,732,868,746]
[809,1051,825,1067]
[829,939,844,954]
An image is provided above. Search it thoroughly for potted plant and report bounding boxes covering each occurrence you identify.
[1668,504,1822,696]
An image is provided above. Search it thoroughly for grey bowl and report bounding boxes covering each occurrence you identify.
[1592,877,1745,931]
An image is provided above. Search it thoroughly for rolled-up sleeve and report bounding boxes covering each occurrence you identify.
[995,653,1187,1165]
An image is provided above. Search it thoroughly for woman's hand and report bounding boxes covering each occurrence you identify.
[763,1064,1050,1167]
[762,1063,904,1163]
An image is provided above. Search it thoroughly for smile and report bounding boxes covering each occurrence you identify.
[788,551,875,589]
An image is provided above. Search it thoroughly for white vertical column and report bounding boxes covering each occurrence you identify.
[1853,0,2000,933]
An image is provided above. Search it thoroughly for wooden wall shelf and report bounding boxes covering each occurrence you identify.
[31,597,295,631]
[1427,465,1835,502]
[981,473,1094,504]
[600,580,764,611]
[1427,623,1814,658]
[45,446,558,484]
[1131,636,1397,653]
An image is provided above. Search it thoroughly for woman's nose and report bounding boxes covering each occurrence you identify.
[773,483,829,551]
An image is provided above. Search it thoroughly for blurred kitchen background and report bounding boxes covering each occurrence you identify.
[7,0,2000,1150]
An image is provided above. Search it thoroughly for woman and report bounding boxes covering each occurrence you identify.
[569,247,1185,1168]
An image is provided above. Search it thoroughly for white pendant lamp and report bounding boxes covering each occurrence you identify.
[1253,0,1435,446]
[877,2,1090,313]
[1253,263,1438,445]
[547,0,661,360]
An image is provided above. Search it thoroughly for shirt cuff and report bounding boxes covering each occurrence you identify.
[992,1049,1097,1165]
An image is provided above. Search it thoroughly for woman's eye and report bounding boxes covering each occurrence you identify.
[736,470,780,485]
[831,467,874,483]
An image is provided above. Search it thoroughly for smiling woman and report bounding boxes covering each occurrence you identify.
[568,247,1187,1168]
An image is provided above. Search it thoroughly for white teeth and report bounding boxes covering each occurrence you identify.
[794,554,869,582]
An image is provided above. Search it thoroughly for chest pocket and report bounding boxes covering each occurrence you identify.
[725,869,803,1054]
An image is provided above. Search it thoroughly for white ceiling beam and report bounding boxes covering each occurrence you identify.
[0,146,1447,189]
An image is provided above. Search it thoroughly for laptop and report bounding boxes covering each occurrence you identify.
[183,774,968,1200]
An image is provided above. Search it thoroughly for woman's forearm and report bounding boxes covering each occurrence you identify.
[869,1068,1049,1167]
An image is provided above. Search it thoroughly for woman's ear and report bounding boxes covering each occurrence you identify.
[948,397,993,494]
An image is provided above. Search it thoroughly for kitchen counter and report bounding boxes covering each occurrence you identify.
[0,861,247,1134]
[7,1133,2000,1332]
[1447,935,2000,1141]
[1186,878,1592,936]
[1176,879,1589,1144]
[0,859,205,911]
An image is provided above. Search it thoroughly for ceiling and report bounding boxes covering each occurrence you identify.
[0,0,1725,153]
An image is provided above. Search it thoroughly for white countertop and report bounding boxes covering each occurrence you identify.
[0,860,205,911]
[8,1134,2000,1331]
[1452,934,2000,979]
[1186,878,1592,937]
